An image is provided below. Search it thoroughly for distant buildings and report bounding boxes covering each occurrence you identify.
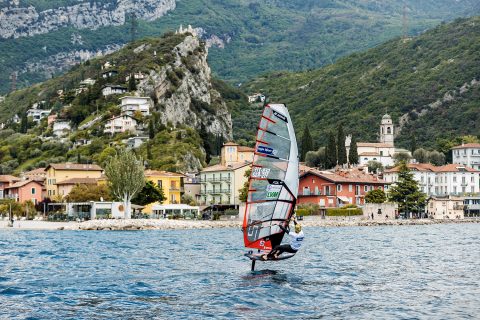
[125,72,146,82]
[102,84,127,96]
[101,70,118,79]
[120,96,153,116]
[298,167,389,209]
[451,143,480,170]
[247,93,266,103]
[346,114,411,167]
[104,115,138,135]
[27,108,51,123]
[384,163,480,197]
[52,120,71,137]
[124,136,149,149]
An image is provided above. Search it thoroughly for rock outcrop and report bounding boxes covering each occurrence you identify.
[0,0,176,39]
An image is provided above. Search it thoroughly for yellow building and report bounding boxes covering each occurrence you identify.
[45,163,103,198]
[143,170,185,214]
[221,142,254,166]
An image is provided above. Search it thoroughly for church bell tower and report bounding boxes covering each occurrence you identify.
[380,114,394,146]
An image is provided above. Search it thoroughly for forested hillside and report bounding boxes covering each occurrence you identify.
[242,17,480,150]
[1,0,480,93]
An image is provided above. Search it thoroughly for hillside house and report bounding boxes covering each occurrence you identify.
[101,70,118,79]
[125,136,149,149]
[104,115,138,135]
[221,142,254,166]
[45,163,103,198]
[120,96,153,116]
[125,73,146,82]
[79,78,96,86]
[102,84,127,96]
[27,108,51,123]
[53,120,71,137]
[451,143,480,170]
[248,93,266,103]
[298,167,389,209]
[384,163,480,197]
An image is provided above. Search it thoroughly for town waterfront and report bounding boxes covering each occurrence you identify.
[1,224,479,319]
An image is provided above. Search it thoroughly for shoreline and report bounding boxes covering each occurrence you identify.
[0,217,478,231]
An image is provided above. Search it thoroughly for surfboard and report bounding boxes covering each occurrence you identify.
[242,104,299,271]
[244,252,296,261]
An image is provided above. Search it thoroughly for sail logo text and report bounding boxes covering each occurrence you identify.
[252,168,270,179]
[257,146,277,156]
[266,184,282,199]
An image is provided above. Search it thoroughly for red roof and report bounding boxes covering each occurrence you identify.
[0,175,21,183]
[45,163,103,171]
[385,163,478,173]
[357,142,394,148]
[301,168,388,184]
[238,146,254,152]
[451,143,480,149]
[5,180,43,189]
[144,170,185,177]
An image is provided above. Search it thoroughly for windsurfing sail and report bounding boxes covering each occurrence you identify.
[242,103,299,252]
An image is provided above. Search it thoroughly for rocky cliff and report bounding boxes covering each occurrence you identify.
[0,0,176,39]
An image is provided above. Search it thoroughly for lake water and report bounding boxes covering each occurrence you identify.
[0,224,479,319]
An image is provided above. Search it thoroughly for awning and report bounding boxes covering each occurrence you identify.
[338,196,350,203]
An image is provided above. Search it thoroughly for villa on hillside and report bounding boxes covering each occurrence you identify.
[26,108,51,123]
[52,120,72,137]
[120,96,153,116]
[346,114,411,167]
[220,142,254,166]
[101,70,118,78]
[102,84,127,96]
[104,115,138,135]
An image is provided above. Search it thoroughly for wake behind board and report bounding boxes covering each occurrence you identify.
[245,252,296,261]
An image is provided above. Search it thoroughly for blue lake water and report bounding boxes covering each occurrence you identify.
[0,224,479,319]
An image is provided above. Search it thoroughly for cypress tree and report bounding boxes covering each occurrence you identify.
[128,73,137,91]
[148,119,155,139]
[349,136,359,165]
[20,113,28,133]
[300,125,313,161]
[325,132,337,169]
[337,124,347,165]
[410,134,417,154]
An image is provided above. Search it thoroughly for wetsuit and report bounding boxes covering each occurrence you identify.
[267,224,304,258]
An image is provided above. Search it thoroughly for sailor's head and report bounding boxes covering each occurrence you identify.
[295,224,302,233]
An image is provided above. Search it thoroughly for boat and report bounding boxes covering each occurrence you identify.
[242,103,299,270]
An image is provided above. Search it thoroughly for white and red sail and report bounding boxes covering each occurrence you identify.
[242,104,299,252]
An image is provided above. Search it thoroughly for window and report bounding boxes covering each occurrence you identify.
[349,184,353,192]
[325,186,331,195]
[355,185,360,195]
[157,180,163,188]
[387,127,391,134]
[364,185,368,192]
[337,184,342,192]
[31,188,35,195]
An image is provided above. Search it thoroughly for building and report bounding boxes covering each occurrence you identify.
[200,162,251,206]
[427,196,464,219]
[79,78,96,86]
[451,143,480,170]
[125,136,149,149]
[47,114,58,126]
[101,70,118,78]
[142,170,185,214]
[183,173,201,204]
[56,178,100,198]
[220,142,254,166]
[248,93,266,103]
[20,168,47,181]
[346,114,411,167]
[298,167,389,209]
[151,203,200,219]
[125,72,146,82]
[3,180,44,204]
[102,84,127,96]
[363,203,398,220]
[0,175,21,199]
[120,96,153,116]
[64,201,143,220]
[52,120,71,137]
[104,115,138,135]
[464,195,480,217]
[384,163,480,197]
[45,163,103,198]
[26,108,51,122]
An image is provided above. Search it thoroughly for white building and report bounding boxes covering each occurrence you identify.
[384,163,480,197]
[125,136,149,149]
[102,84,127,96]
[101,70,118,78]
[451,143,480,170]
[52,121,72,137]
[346,114,411,167]
[248,93,266,103]
[80,78,96,86]
[26,108,51,122]
[427,196,464,220]
[151,203,200,219]
[125,72,146,82]
[200,162,251,206]
[104,115,138,135]
[120,96,152,116]
[11,114,20,124]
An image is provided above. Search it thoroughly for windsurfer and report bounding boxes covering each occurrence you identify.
[263,218,304,260]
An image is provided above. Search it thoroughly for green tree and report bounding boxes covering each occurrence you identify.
[65,184,112,202]
[128,73,137,91]
[365,189,387,203]
[104,148,145,218]
[148,119,155,139]
[427,150,445,166]
[413,148,429,163]
[367,160,384,173]
[132,181,165,206]
[348,136,358,165]
[305,147,325,168]
[300,125,313,162]
[238,168,251,203]
[337,124,347,165]
[324,132,337,169]
[410,135,417,154]
[388,162,427,217]
[20,113,28,133]
[393,152,412,164]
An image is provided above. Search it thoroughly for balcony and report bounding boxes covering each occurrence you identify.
[169,187,184,192]
[465,204,480,210]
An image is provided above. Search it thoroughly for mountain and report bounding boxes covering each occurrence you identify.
[241,16,480,150]
[0,31,236,174]
[1,0,480,93]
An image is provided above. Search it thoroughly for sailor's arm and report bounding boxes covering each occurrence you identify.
[279,224,289,234]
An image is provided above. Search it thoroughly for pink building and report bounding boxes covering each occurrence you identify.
[0,175,21,199]
[4,180,44,204]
